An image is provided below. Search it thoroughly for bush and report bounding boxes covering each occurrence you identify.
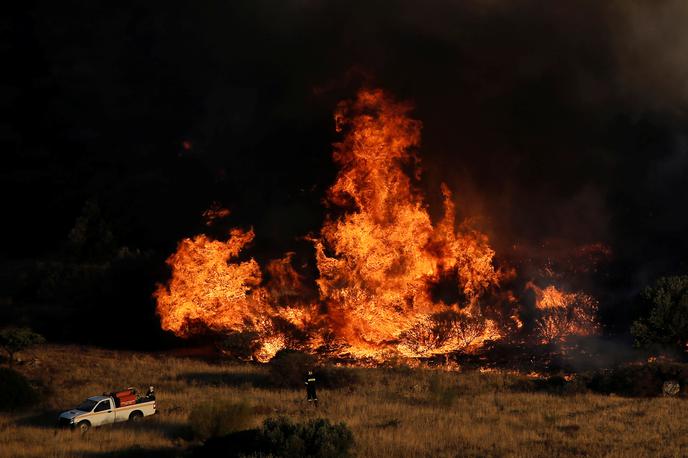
[196,417,355,458]
[631,275,688,353]
[189,400,254,440]
[268,350,316,388]
[258,417,354,458]
[0,368,39,411]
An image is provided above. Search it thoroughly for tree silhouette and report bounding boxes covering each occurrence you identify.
[632,275,688,353]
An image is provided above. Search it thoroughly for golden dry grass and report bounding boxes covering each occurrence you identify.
[1,345,687,457]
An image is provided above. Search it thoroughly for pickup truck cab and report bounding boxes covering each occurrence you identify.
[58,389,156,432]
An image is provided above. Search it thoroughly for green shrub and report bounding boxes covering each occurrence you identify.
[189,400,254,440]
[258,417,354,458]
[0,368,39,411]
[268,350,316,388]
[196,417,354,458]
[631,275,688,353]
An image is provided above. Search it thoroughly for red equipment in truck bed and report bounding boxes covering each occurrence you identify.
[117,394,137,407]
[113,389,134,398]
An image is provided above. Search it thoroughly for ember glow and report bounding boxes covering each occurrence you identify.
[155,89,601,362]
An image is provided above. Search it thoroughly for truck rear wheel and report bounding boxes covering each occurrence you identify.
[129,411,143,423]
[77,420,91,433]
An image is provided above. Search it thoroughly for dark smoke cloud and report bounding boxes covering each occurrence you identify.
[2,0,687,339]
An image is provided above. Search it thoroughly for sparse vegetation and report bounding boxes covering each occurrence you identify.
[2,345,688,457]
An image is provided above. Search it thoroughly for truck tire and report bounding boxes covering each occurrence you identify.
[77,420,91,433]
[129,411,143,423]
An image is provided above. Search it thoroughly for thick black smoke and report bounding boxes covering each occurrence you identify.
[2,0,687,345]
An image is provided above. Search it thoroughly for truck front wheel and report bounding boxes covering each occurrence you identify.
[129,411,143,423]
[77,420,91,433]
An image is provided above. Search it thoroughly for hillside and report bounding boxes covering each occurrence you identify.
[1,345,687,457]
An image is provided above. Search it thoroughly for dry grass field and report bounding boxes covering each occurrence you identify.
[1,345,687,457]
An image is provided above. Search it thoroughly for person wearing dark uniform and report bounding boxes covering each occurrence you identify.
[305,371,318,407]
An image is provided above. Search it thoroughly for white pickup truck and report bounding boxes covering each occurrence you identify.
[58,389,157,432]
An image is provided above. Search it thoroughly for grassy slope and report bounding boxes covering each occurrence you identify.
[0,345,687,457]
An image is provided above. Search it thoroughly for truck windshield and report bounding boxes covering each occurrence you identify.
[76,399,98,412]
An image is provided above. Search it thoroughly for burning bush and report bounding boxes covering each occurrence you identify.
[399,310,490,356]
[528,283,600,344]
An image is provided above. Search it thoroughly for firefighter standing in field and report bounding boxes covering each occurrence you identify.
[305,370,318,407]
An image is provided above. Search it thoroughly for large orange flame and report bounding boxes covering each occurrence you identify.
[313,89,504,358]
[155,88,600,362]
[154,229,321,361]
